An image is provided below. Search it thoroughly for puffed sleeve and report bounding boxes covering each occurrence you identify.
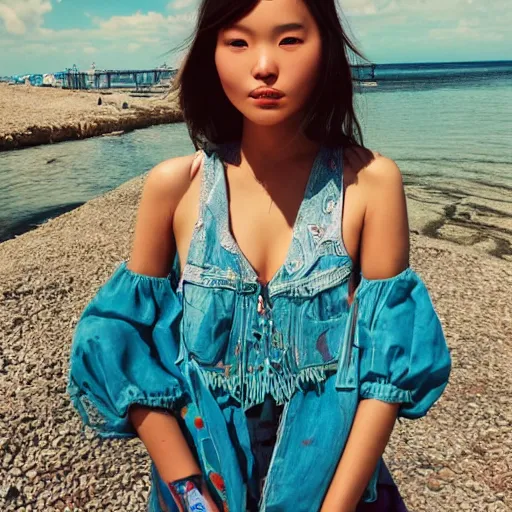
[348,267,451,419]
[66,261,189,439]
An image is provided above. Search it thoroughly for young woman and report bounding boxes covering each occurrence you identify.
[67,1,452,511]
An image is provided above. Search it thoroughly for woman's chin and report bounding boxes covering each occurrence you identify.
[242,108,297,127]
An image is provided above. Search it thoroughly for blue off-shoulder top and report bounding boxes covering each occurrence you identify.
[67,261,190,438]
[67,262,452,438]
[353,267,451,419]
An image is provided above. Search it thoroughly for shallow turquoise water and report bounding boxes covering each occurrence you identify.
[1,65,511,242]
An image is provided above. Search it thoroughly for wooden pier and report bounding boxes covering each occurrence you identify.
[63,63,375,90]
[352,63,377,81]
[63,68,177,90]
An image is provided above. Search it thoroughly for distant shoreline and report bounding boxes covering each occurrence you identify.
[3,180,510,261]
[0,83,183,151]
[0,107,183,151]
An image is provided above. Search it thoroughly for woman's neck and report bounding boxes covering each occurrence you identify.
[239,118,320,180]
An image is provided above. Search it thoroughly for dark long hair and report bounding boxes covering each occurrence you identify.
[171,0,369,151]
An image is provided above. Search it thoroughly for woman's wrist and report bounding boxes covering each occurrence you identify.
[321,502,355,512]
[321,489,357,512]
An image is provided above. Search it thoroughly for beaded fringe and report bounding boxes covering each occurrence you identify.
[200,356,338,410]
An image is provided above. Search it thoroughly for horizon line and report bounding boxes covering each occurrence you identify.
[2,58,512,77]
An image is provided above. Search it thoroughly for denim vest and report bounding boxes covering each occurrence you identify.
[67,144,452,512]
[178,144,353,407]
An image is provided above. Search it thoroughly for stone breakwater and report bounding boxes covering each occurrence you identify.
[0,175,511,511]
[0,83,183,151]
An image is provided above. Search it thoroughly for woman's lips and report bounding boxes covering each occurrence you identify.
[249,87,285,99]
[250,96,283,107]
[249,88,284,107]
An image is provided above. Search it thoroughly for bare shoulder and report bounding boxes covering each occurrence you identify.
[344,147,405,218]
[344,145,402,188]
[358,152,404,193]
[356,150,409,278]
[127,153,199,276]
[142,153,199,208]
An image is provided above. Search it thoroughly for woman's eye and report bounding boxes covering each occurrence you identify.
[280,37,302,45]
[228,39,247,48]
[226,37,301,48]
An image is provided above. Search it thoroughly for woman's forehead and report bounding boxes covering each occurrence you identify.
[223,0,314,30]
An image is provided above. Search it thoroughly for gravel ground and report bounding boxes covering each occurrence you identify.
[0,175,510,511]
[0,84,182,150]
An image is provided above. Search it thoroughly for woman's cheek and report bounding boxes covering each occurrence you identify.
[216,55,245,106]
[284,65,319,110]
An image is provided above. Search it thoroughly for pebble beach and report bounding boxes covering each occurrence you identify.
[0,78,511,512]
[0,83,182,151]
[0,172,511,511]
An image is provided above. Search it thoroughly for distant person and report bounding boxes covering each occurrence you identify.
[67,1,452,511]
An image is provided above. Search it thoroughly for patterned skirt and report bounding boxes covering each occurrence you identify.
[245,395,409,512]
[148,395,409,511]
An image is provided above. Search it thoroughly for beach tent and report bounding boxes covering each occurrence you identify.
[43,73,57,86]
[9,75,25,84]
[18,74,44,86]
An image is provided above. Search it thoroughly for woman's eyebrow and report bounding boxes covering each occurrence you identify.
[228,22,306,36]
[273,22,306,35]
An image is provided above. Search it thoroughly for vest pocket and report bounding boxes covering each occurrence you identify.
[293,287,350,369]
[303,283,348,322]
[182,281,237,365]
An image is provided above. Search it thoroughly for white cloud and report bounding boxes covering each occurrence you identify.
[0,0,508,73]
[98,11,167,32]
[0,0,52,34]
[34,9,196,42]
[0,6,197,72]
[339,0,511,48]
[339,0,381,17]
[7,8,196,50]
[138,36,160,44]
[429,19,504,42]
[168,0,196,10]
[13,41,58,53]
[340,0,510,20]
[0,4,26,34]
[126,42,141,52]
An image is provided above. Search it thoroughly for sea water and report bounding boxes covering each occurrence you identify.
[1,60,511,254]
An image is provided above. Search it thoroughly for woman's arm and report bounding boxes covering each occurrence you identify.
[321,155,409,512]
[126,155,217,506]
[321,401,400,511]
[129,406,202,481]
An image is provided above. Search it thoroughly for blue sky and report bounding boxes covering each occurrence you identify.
[0,0,510,76]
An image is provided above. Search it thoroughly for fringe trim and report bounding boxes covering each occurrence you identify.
[200,358,338,410]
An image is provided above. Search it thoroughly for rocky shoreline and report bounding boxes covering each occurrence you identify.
[0,174,510,511]
[405,180,512,262]
[0,83,183,151]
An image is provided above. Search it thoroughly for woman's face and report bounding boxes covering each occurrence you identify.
[215,0,322,127]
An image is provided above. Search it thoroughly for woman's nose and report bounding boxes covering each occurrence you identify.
[252,50,278,82]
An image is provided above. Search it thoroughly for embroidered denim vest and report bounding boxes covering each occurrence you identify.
[171,144,372,510]
[177,144,353,410]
